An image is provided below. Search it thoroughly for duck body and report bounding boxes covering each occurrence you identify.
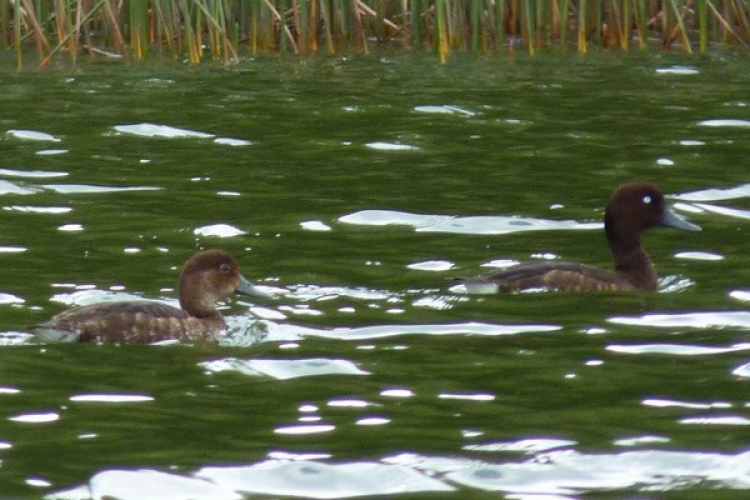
[458,182,701,294]
[461,261,639,293]
[35,249,268,343]
[35,301,220,343]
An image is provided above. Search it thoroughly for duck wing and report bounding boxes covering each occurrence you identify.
[34,301,218,343]
[458,261,631,293]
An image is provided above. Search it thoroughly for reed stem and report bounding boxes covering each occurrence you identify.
[5,0,750,67]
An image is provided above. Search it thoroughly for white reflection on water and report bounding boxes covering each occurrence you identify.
[338,209,600,235]
[607,343,750,355]
[656,65,699,75]
[0,293,24,304]
[464,439,577,454]
[36,149,69,156]
[4,206,72,214]
[730,362,750,378]
[413,105,476,116]
[87,470,242,500]
[198,461,453,497]
[440,449,750,494]
[112,123,253,146]
[365,141,420,151]
[0,180,39,195]
[213,137,252,146]
[691,202,750,220]
[407,260,455,271]
[642,398,732,409]
[69,394,154,403]
[44,447,750,499]
[42,184,162,194]
[257,320,561,342]
[48,289,156,307]
[356,417,390,426]
[193,223,247,238]
[608,311,750,329]
[114,123,214,138]
[274,424,336,435]
[698,119,750,128]
[673,183,750,202]
[674,251,724,261]
[200,358,369,380]
[680,416,750,425]
[267,284,392,302]
[6,130,61,142]
[0,168,67,178]
[9,412,59,423]
[438,393,495,401]
[300,220,332,231]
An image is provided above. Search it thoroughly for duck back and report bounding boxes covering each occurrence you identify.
[461,261,638,294]
[35,301,221,343]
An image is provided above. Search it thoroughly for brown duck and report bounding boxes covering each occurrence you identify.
[35,249,269,343]
[457,182,701,293]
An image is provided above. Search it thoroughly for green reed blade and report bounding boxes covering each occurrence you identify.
[318,0,334,53]
[495,0,506,49]
[665,0,692,52]
[578,0,587,52]
[698,0,708,50]
[524,0,536,53]
[14,0,21,68]
[560,0,570,44]
[130,0,149,59]
[470,0,480,51]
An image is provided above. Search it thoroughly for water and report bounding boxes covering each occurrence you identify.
[0,52,749,499]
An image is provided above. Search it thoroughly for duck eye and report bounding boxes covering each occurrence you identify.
[219,263,231,274]
[642,195,652,205]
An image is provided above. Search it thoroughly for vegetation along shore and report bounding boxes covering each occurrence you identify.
[3,0,747,67]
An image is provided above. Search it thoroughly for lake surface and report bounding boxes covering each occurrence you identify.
[0,52,749,499]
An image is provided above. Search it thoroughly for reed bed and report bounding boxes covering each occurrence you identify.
[1,0,747,67]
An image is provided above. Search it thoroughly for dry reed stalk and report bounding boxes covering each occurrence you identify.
[5,0,750,67]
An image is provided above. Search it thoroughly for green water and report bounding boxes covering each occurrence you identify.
[0,52,749,499]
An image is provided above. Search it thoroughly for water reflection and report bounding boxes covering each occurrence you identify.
[200,357,369,380]
[46,447,750,499]
[674,183,750,202]
[2,56,750,500]
[608,311,750,329]
[339,209,601,235]
[255,320,561,343]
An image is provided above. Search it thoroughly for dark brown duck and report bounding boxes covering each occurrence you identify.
[458,182,701,293]
[35,249,269,343]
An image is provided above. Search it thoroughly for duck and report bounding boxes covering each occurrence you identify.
[457,182,701,293]
[34,249,270,343]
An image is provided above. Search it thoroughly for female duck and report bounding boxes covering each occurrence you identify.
[35,249,269,343]
[458,182,701,293]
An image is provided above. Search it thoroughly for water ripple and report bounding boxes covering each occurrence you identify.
[674,183,750,202]
[608,311,750,330]
[200,357,369,380]
[6,130,61,142]
[0,168,67,179]
[338,210,600,235]
[42,184,162,194]
[606,343,750,356]
[44,446,750,499]
[114,123,214,139]
[260,321,561,342]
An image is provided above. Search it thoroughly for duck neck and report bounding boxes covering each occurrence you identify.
[605,224,658,291]
[179,275,219,319]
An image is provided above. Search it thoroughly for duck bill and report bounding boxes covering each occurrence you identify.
[236,275,273,299]
[660,207,701,232]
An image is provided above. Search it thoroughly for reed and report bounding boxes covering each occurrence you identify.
[4,0,749,67]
